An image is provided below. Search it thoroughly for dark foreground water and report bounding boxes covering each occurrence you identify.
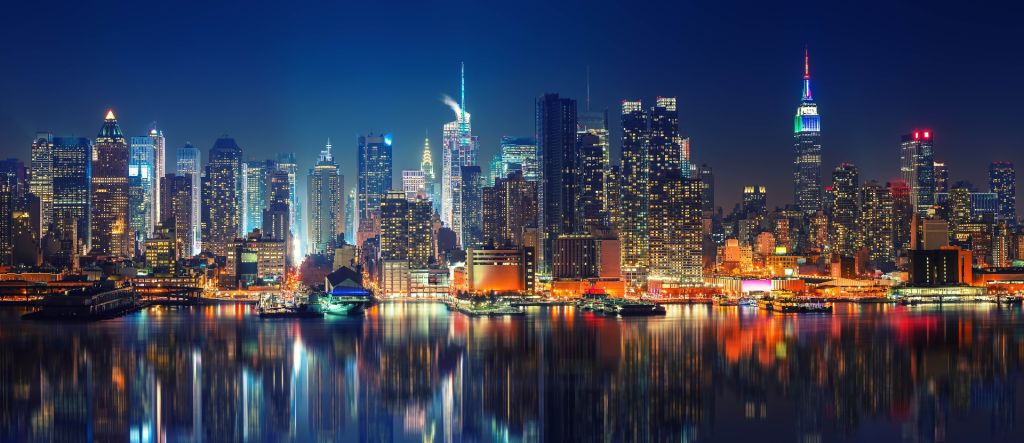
[1,302,1023,442]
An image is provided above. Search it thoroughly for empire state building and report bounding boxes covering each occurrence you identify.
[793,48,822,214]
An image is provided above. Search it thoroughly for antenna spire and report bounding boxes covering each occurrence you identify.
[460,62,466,122]
[586,65,591,112]
[804,46,810,80]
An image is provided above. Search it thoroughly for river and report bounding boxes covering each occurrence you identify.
[1,302,1022,442]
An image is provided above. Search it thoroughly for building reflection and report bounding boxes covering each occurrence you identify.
[0,303,1023,441]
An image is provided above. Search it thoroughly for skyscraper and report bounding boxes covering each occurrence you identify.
[536,93,578,271]
[461,165,483,249]
[888,180,913,253]
[648,174,703,284]
[420,135,438,212]
[620,100,649,275]
[202,136,242,257]
[344,189,355,245]
[698,164,715,216]
[52,136,92,253]
[29,133,54,235]
[91,110,130,257]
[830,163,860,257]
[275,152,300,259]
[242,160,271,234]
[357,133,393,224]
[402,170,426,200]
[499,136,538,182]
[149,127,165,221]
[379,191,434,268]
[308,140,344,254]
[576,130,608,231]
[175,143,202,256]
[160,173,193,258]
[441,63,479,239]
[793,49,822,214]
[990,161,1016,225]
[263,169,291,245]
[482,170,538,248]
[859,180,894,267]
[900,130,935,214]
[933,161,949,194]
[129,135,156,245]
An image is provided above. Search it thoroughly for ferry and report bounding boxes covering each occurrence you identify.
[257,294,323,319]
[23,282,142,321]
[713,294,758,307]
[445,295,525,317]
[576,287,610,311]
[581,292,667,315]
[758,291,832,313]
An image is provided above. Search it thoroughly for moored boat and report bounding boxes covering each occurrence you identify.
[23,281,143,321]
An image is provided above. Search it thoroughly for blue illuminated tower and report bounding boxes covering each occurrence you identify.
[793,48,822,214]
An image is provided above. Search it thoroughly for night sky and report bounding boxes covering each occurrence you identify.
[1,0,1022,210]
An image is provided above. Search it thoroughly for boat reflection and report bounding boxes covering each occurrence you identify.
[0,302,1022,442]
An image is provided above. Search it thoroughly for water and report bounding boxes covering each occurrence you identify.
[1,302,1023,442]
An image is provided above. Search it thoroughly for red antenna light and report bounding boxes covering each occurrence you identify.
[914,132,920,140]
[924,131,931,138]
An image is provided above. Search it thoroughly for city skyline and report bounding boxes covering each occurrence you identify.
[2,2,1023,211]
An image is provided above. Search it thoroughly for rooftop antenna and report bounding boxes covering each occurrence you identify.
[586,65,591,112]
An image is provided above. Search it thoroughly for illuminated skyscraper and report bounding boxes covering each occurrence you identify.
[308,140,344,254]
[793,49,822,214]
[91,110,130,257]
[900,130,935,214]
[620,100,649,275]
[859,180,894,266]
[888,180,913,253]
[242,160,271,234]
[577,130,609,231]
[441,63,479,240]
[487,152,503,187]
[420,135,438,211]
[175,143,202,255]
[933,161,949,194]
[698,164,715,216]
[263,169,291,248]
[129,135,156,245]
[202,136,242,257]
[29,132,54,234]
[461,165,483,249]
[482,170,538,248]
[380,190,433,268]
[275,152,300,259]
[536,93,578,270]
[648,174,703,284]
[160,173,193,258]
[989,161,1016,225]
[344,189,355,244]
[830,163,860,257]
[499,136,538,182]
[52,136,91,252]
[149,127,165,221]
[402,170,426,200]
[357,133,393,223]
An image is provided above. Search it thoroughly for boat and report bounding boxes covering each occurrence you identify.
[576,287,610,311]
[713,294,738,306]
[592,297,666,316]
[758,292,832,313]
[446,295,526,317]
[257,294,323,318]
[23,281,143,321]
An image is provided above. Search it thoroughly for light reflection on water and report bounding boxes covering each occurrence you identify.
[1,302,1023,442]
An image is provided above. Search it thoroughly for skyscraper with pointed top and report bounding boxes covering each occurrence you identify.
[420,134,439,212]
[92,109,131,257]
[794,48,822,214]
[441,62,479,246]
[308,139,344,254]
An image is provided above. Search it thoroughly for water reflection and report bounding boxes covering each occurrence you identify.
[1,302,1023,442]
